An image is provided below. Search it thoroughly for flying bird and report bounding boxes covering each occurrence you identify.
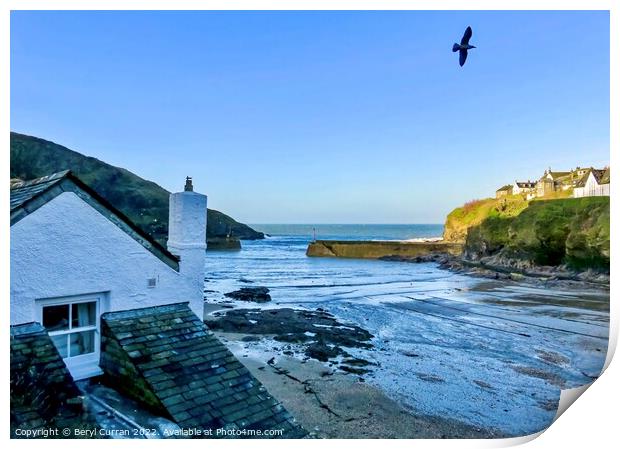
[452,26,476,66]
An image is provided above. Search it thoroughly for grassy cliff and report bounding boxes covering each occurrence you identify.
[10,132,264,244]
[443,196,530,243]
[446,197,609,272]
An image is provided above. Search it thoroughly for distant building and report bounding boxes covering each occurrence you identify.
[512,181,536,196]
[536,168,579,196]
[495,165,610,200]
[536,174,554,197]
[574,167,610,197]
[573,166,590,178]
[496,184,513,198]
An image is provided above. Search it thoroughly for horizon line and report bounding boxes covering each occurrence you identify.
[248,223,445,226]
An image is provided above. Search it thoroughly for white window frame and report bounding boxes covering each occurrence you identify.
[37,294,103,380]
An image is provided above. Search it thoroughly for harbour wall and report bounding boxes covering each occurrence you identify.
[306,240,463,259]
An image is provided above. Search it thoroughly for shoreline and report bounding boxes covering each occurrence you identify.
[204,236,609,438]
[383,253,610,288]
[304,238,609,287]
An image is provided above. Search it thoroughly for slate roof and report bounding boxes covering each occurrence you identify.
[496,185,512,192]
[591,168,608,184]
[514,181,536,188]
[547,170,571,180]
[100,303,306,438]
[600,167,610,184]
[10,323,93,435]
[574,168,608,188]
[10,170,69,210]
[10,170,179,271]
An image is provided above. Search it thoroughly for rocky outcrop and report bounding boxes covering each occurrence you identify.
[224,287,272,303]
[306,240,463,259]
[463,197,609,273]
[206,308,374,369]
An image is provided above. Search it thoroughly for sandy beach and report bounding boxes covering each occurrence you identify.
[215,330,502,439]
[203,249,608,438]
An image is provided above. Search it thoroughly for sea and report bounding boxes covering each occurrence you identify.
[204,224,609,436]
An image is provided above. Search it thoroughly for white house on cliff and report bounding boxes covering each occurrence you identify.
[573,167,610,198]
[10,171,207,380]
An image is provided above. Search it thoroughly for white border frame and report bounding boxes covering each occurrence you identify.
[1,3,616,448]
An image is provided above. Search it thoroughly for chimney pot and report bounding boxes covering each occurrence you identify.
[184,176,194,192]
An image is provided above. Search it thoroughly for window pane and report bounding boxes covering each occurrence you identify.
[51,334,68,358]
[69,330,95,356]
[42,305,69,331]
[71,302,96,328]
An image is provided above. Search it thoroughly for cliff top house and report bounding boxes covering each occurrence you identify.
[574,167,610,198]
[542,168,571,181]
[495,184,513,198]
[10,171,304,437]
[495,165,610,199]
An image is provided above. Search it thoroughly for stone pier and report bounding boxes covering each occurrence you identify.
[306,240,463,259]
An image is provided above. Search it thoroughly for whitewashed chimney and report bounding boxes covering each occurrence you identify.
[167,177,207,318]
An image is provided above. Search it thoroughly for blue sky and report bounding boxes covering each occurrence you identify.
[11,10,609,223]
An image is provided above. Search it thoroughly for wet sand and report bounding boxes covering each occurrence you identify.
[216,331,504,439]
[204,238,609,437]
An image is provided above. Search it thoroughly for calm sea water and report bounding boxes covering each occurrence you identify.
[204,224,608,436]
[252,223,444,241]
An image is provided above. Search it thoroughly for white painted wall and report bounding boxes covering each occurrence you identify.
[574,172,610,198]
[10,192,204,325]
[167,190,207,307]
[513,182,534,197]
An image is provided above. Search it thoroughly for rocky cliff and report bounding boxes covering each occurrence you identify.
[10,132,264,244]
[449,197,609,272]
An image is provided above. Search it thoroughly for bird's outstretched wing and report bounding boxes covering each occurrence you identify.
[460,26,473,45]
[459,49,468,66]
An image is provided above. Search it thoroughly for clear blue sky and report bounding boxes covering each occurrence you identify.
[11,10,609,224]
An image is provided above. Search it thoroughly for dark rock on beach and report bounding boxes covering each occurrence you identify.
[224,286,272,303]
[305,342,345,362]
[206,308,374,366]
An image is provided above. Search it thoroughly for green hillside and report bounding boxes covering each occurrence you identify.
[443,196,530,243]
[449,197,609,271]
[10,132,264,244]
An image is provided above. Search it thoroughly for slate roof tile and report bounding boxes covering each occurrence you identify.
[101,303,306,438]
[10,323,96,435]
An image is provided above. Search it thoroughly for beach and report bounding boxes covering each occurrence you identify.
[203,226,609,437]
[215,330,502,438]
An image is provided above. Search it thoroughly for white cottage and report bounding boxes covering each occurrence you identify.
[574,168,610,198]
[10,171,207,380]
[512,181,536,197]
